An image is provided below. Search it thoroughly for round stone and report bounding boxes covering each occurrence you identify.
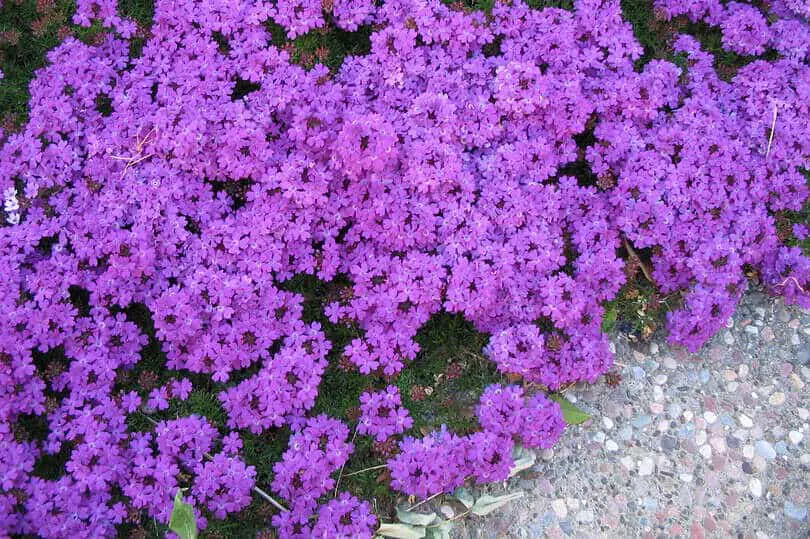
[756,440,777,460]
[739,414,754,429]
[551,499,568,519]
[789,431,803,445]
[768,392,786,406]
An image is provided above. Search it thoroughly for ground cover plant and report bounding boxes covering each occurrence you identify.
[1,0,809,537]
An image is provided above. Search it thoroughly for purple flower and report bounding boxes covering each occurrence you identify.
[358,385,413,442]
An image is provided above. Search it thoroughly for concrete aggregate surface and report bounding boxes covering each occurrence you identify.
[457,289,810,538]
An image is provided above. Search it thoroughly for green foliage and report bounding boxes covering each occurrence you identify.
[0,0,74,124]
[549,394,590,425]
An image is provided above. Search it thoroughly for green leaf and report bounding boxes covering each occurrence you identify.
[396,507,438,527]
[169,489,198,539]
[508,446,536,478]
[451,487,474,509]
[470,492,525,516]
[601,305,617,333]
[377,522,427,539]
[549,394,591,425]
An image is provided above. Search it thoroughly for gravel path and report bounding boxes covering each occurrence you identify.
[456,288,810,538]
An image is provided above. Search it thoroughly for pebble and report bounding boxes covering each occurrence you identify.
[704,411,718,424]
[551,499,568,519]
[789,431,804,445]
[699,444,712,459]
[576,510,594,523]
[602,417,614,430]
[605,440,618,452]
[743,445,755,459]
[632,415,652,429]
[620,456,634,471]
[679,473,693,483]
[784,502,808,521]
[749,478,763,497]
[738,414,754,428]
[768,392,786,406]
[638,457,654,476]
[756,440,777,460]
[661,435,677,451]
[440,505,454,519]
[709,436,726,453]
[738,364,749,378]
[745,325,759,336]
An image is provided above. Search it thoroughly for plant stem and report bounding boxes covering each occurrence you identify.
[766,103,777,158]
[407,490,443,512]
[623,237,655,285]
[140,412,289,512]
[343,464,388,477]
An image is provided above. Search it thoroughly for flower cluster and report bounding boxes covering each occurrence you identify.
[1,0,809,535]
[357,386,413,442]
[271,416,354,536]
[477,384,566,449]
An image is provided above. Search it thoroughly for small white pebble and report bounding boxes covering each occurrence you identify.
[696,431,707,445]
[738,364,749,378]
[798,408,810,421]
[551,499,568,519]
[769,392,786,406]
[743,445,755,460]
[683,410,693,421]
[800,454,810,466]
[699,444,713,459]
[605,440,619,452]
[704,411,718,424]
[749,478,763,498]
[638,457,654,476]
[602,417,614,430]
[620,456,635,470]
[789,431,804,445]
[679,473,693,482]
[739,414,754,429]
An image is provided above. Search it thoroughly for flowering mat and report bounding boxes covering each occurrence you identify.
[0,0,809,537]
